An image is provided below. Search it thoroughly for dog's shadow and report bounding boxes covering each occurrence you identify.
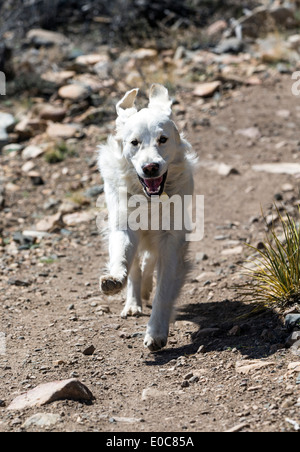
[144,298,287,366]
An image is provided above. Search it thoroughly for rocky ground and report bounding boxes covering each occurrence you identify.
[1,1,300,433]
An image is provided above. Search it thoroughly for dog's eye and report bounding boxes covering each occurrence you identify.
[131,139,139,146]
[159,136,168,144]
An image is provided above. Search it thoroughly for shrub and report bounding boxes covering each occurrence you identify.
[236,207,300,310]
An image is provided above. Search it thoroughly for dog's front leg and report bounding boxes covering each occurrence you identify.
[144,234,188,352]
[100,230,138,296]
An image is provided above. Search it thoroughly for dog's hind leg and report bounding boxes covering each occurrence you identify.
[141,251,156,301]
[121,256,142,318]
[100,230,138,296]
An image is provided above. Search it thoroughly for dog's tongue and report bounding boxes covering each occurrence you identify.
[144,176,163,193]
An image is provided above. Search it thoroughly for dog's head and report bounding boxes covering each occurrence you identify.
[115,84,185,197]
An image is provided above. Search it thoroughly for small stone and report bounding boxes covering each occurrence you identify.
[22,145,45,160]
[184,372,194,380]
[206,20,227,37]
[252,163,300,175]
[228,325,241,336]
[58,84,90,101]
[82,345,96,356]
[196,344,206,354]
[8,379,94,410]
[285,314,300,331]
[132,48,158,60]
[36,213,64,233]
[286,331,300,348]
[84,185,104,198]
[63,211,95,226]
[221,246,243,256]
[28,171,44,186]
[141,387,165,401]
[193,81,221,97]
[235,127,261,140]
[46,123,81,140]
[39,105,67,122]
[27,29,69,47]
[236,359,275,375]
[195,252,208,263]
[22,413,61,429]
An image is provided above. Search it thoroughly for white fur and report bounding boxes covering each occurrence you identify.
[98,84,196,351]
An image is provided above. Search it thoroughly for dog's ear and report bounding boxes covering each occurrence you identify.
[148,84,172,116]
[116,88,139,117]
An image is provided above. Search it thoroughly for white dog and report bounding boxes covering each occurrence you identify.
[98,84,196,351]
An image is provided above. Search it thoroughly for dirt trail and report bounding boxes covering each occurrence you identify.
[1,77,300,432]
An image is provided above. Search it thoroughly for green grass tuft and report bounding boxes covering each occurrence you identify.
[236,206,300,310]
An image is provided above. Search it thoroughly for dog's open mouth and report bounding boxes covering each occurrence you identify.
[138,172,168,197]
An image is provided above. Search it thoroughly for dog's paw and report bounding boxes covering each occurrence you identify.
[100,276,124,295]
[121,304,142,319]
[144,332,167,352]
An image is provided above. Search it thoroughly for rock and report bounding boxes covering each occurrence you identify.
[285,314,300,331]
[217,163,239,177]
[7,379,94,410]
[236,359,275,375]
[21,161,36,173]
[46,123,81,140]
[8,278,32,287]
[28,171,44,186]
[276,109,290,119]
[15,117,47,140]
[27,29,70,47]
[63,211,95,226]
[207,20,227,37]
[2,143,24,154]
[252,163,300,175]
[288,34,300,51]
[0,185,5,210]
[41,71,76,86]
[235,127,261,140]
[195,252,208,263]
[39,105,67,122]
[193,81,221,97]
[58,84,90,101]
[286,331,300,347]
[22,230,51,240]
[75,54,109,70]
[35,213,64,233]
[195,328,220,338]
[84,185,104,198]
[82,345,96,356]
[0,112,15,149]
[22,413,61,429]
[110,416,144,424]
[290,340,300,356]
[141,387,166,401]
[221,246,243,256]
[22,145,45,160]
[282,183,294,192]
[0,112,15,130]
[214,38,244,55]
[132,48,158,60]
[225,422,250,433]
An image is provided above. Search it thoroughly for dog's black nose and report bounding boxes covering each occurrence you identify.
[142,163,160,178]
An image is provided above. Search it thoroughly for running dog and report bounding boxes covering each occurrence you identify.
[98,84,196,351]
